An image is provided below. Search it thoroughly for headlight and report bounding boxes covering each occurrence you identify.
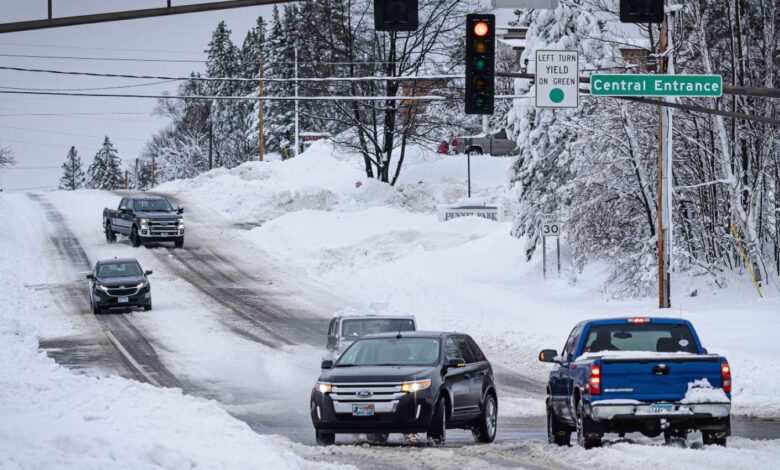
[315,382,332,394]
[140,218,149,229]
[401,379,432,393]
[135,281,148,289]
[177,219,185,229]
[95,284,110,293]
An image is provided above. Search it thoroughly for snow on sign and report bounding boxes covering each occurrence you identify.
[491,0,559,8]
[535,50,579,109]
[541,213,562,237]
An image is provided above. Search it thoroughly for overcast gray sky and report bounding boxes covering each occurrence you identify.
[0,0,275,191]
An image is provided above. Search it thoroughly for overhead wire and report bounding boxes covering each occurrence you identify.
[0,79,178,92]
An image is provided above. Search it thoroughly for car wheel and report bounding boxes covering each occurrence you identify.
[467,147,483,157]
[105,224,116,243]
[702,432,727,447]
[174,238,184,249]
[91,298,102,315]
[427,396,447,445]
[575,399,601,449]
[664,429,687,446]
[547,402,571,446]
[143,300,152,311]
[366,433,389,444]
[473,393,497,443]
[131,226,142,247]
[315,430,335,446]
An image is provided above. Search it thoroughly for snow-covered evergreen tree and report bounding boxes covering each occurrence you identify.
[205,21,245,168]
[263,6,296,154]
[87,136,123,190]
[242,16,267,158]
[58,146,85,190]
[509,1,619,258]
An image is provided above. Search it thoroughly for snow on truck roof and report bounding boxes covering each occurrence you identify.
[581,317,692,326]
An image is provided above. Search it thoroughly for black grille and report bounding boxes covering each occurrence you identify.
[107,287,137,296]
[148,219,178,235]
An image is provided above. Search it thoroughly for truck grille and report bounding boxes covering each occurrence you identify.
[148,218,178,235]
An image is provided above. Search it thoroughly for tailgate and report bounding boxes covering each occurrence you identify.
[599,356,722,402]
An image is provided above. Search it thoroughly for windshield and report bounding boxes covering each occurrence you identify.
[583,323,698,354]
[133,198,174,212]
[341,318,415,339]
[98,261,143,278]
[336,337,440,367]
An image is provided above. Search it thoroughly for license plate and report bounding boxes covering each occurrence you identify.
[649,403,674,413]
[162,232,171,236]
[118,296,129,303]
[352,404,374,416]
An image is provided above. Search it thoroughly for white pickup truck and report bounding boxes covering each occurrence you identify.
[325,314,417,358]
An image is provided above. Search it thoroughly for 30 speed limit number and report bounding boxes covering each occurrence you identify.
[541,214,562,237]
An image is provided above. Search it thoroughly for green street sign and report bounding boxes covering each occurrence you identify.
[590,74,723,97]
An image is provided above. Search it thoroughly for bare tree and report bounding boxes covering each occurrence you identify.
[0,145,14,169]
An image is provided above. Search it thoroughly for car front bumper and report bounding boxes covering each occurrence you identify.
[310,389,436,434]
[93,286,151,309]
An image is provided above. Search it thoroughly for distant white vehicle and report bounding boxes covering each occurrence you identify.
[325,314,417,358]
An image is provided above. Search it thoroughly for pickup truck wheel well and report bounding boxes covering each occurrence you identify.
[439,389,452,422]
[572,388,582,416]
[466,146,483,155]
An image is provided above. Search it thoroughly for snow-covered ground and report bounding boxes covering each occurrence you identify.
[4,141,780,468]
[160,143,780,420]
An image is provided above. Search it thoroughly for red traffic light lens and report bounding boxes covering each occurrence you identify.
[473,21,489,37]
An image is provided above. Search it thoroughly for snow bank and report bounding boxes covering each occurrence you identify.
[682,379,730,404]
[0,194,341,470]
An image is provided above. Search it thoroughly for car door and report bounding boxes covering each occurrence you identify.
[561,324,585,423]
[549,325,579,421]
[452,335,481,417]
[326,318,338,352]
[443,336,474,419]
[464,336,491,407]
[116,198,129,232]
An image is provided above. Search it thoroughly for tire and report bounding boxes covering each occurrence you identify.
[315,430,335,446]
[575,399,602,449]
[702,432,727,447]
[467,147,483,157]
[92,299,102,315]
[143,300,152,311]
[427,396,447,445]
[547,402,571,446]
[174,237,184,249]
[664,429,687,445]
[131,226,142,247]
[105,223,116,243]
[366,433,389,444]
[473,393,498,443]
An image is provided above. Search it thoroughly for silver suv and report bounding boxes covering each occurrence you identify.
[326,315,417,358]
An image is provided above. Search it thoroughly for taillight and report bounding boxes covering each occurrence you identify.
[589,364,602,395]
[721,361,731,393]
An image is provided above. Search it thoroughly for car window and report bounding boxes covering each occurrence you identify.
[453,336,477,364]
[444,338,462,361]
[97,261,143,278]
[340,318,415,339]
[494,129,508,140]
[467,337,487,362]
[336,338,440,366]
[328,319,337,336]
[563,325,583,361]
[119,198,127,210]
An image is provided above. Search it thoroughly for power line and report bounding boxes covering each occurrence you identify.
[0,64,461,84]
[0,52,204,64]
[0,41,204,55]
[0,123,148,141]
[0,79,177,92]
[1,166,60,170]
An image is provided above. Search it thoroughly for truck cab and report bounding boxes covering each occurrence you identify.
[326,314,417,358]
[540,317,731,448]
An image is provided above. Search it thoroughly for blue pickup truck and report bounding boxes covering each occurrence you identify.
[539,317,731,449]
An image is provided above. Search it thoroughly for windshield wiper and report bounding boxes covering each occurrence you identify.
[334,364,360,367]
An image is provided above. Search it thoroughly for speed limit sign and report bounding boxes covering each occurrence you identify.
[541,213,562,237]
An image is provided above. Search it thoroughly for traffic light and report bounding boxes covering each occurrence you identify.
[374,0,418,31]
[620,0,664,24]
[465,14,495,115]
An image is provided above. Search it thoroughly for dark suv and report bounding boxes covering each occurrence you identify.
[87,258,152,314]
[310,331,497,446]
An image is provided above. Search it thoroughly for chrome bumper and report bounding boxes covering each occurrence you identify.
[591,402,730,421]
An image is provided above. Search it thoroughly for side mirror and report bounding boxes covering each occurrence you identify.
[86,274,95,280]
[445,357,466,369]
[177,207,184,214]
[144,270,153,276]
[539,349,559,363]
[321,359,334,370]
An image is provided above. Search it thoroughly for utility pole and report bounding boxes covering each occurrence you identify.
[134,158,139,190]
[124,170,129,190]
[657,0,674,308]
[258,51,265,161]
[208,122,213,170]
[294,46,299,158]
[151,154,155,188]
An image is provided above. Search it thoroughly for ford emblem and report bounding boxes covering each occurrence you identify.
[356,390,373,398]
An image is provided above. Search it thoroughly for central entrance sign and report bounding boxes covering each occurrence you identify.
[590,74,723,97]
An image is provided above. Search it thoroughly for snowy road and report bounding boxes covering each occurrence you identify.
[16,188,780,469]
